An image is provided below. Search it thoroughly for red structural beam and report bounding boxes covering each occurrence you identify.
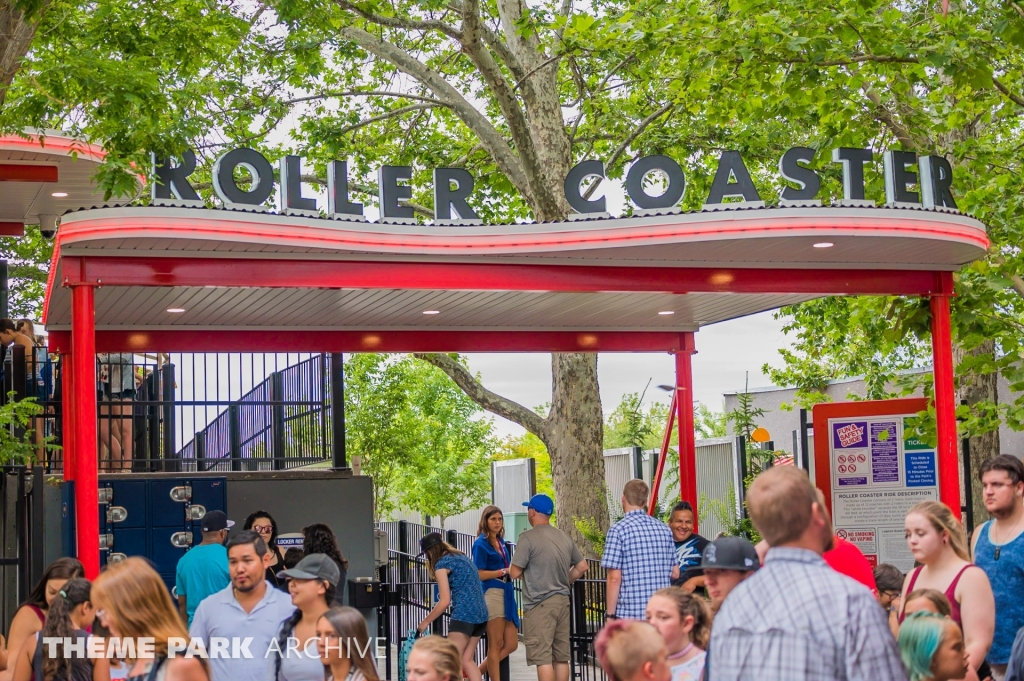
[47,330,692,354]
[0,164,58,182]
[931,272,960,520]
[0,222,25,237]
[71,285,99,578]
[60,256,951,296]
[676,341,698,530]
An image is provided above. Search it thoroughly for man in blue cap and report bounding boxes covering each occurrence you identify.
[510,494,588,681]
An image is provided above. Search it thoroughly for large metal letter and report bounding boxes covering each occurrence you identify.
[151,150,202,203]
[564,160,608,215]
[378,166,414,221]
[212,148,275,207]
[884,150,920,205]
[831,147,874,205]
[919,155,957,210]
[327,161,365,219]
[704,151,762,207]
[433,168,479,221]
[280,155,317,214]
[625,155,685,211]
[779,147,820,204]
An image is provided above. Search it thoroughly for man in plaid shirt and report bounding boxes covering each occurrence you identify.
[601,479,677,620]
[708,467,908,681]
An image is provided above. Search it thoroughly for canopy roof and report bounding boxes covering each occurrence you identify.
[43,202,986,352]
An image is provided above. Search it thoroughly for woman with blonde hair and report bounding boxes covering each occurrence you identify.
[901,501,994,679]
[91,557,208,681]
[406,637,462,681]
[645,587,709,681]
[472,506,519,681]
[315,606,380,681]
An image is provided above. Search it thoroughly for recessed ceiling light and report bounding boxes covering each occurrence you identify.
[166,308,186,313]
[422,310,441,315]
[813,242,834,248]
[658,311,675,316]
[51,192,68,198]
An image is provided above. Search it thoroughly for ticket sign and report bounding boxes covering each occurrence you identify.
[814,399,937,572]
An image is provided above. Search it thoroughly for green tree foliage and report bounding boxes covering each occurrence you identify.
[0,393,58,465]
[0,224,53,317]
[344,353,421,521]
[397,359,495,529]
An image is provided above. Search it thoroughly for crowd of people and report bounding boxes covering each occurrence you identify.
[0,453,1022,681]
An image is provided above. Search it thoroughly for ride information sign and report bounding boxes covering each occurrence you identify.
[826,412,939,571]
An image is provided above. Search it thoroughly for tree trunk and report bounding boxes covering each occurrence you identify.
[953,339,999,527]
[0,0,49,109]
[547,353,609,553]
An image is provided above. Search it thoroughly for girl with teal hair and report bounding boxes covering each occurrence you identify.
[898,612,969,681]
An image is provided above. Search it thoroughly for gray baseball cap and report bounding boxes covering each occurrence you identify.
[700,537,759,571]
[277,553,341,586]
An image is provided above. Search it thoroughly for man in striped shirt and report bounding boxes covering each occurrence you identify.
[708,467,907,681]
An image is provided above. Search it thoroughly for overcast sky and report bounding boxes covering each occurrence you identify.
[465,309,794,438]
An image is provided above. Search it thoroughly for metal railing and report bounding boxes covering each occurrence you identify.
[378,520,607,681]
[2,347,341,473]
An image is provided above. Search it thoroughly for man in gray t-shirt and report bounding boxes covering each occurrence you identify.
[510,494,588,681]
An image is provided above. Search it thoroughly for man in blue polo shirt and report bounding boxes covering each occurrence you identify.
[190,530,296,681]
[175,510,232,626]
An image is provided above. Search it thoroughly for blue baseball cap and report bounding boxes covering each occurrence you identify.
[523,494,554,515]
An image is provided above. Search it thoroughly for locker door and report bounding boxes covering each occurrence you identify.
[188,478,228,532]
[148,479,191,586]
[99,480,148,567]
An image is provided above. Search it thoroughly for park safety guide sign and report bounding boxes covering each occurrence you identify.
[828,415,938,571]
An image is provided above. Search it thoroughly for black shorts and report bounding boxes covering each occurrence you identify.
[449,619,487,637]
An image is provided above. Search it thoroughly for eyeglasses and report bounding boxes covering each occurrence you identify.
[253,525,273,534]
[881,590,901,600]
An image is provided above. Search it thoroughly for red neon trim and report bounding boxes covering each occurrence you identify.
[812,398,930,516]
[0,134,106,163]
[0,164,58,182]
[931,283,960,519]
[45,329,690,353]
[0,222,25,237]
[58,255,948,296]
[56,211,990,254]
[41,242,62,324]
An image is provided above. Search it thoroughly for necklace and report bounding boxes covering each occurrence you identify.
[992,511,1023,560]
[667,643,694,660]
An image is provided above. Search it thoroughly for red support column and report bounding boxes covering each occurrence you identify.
[676,334,698,531]
[931,273,960,520]
[61,352,75,482]
[71,284,99,577]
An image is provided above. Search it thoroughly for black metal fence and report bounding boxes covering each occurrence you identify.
[1,347,341,473]
[0,467,47,633]
[378,520,607,681]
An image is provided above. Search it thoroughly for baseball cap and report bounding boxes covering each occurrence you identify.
[700,536,759,571]
[277,553,341,586]
[201,510,234,532]
[523,494,554,516]
[419,532,444,555]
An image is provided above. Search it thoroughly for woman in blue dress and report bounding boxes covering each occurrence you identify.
[417,533,488,681]
[472,507,520,681]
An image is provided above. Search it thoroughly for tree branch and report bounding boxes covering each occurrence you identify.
[993,76,1024,108]
[863,86,919,150]
[413,353,548,436]
[332,0,462,40]
[336,102,444,135]
[778,54,919,67]
[583,100,675,199]
[990,253,1024,299]
[279,90,448,107]
[337,25,531,197]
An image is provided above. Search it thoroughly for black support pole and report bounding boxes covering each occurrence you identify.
[960,400,974,534]
[331,353,346,469]
[161,364,178,472]
[0,259,8,319]
[799,408,811,473]
[271,371,285,470]
[736,435,748,519]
